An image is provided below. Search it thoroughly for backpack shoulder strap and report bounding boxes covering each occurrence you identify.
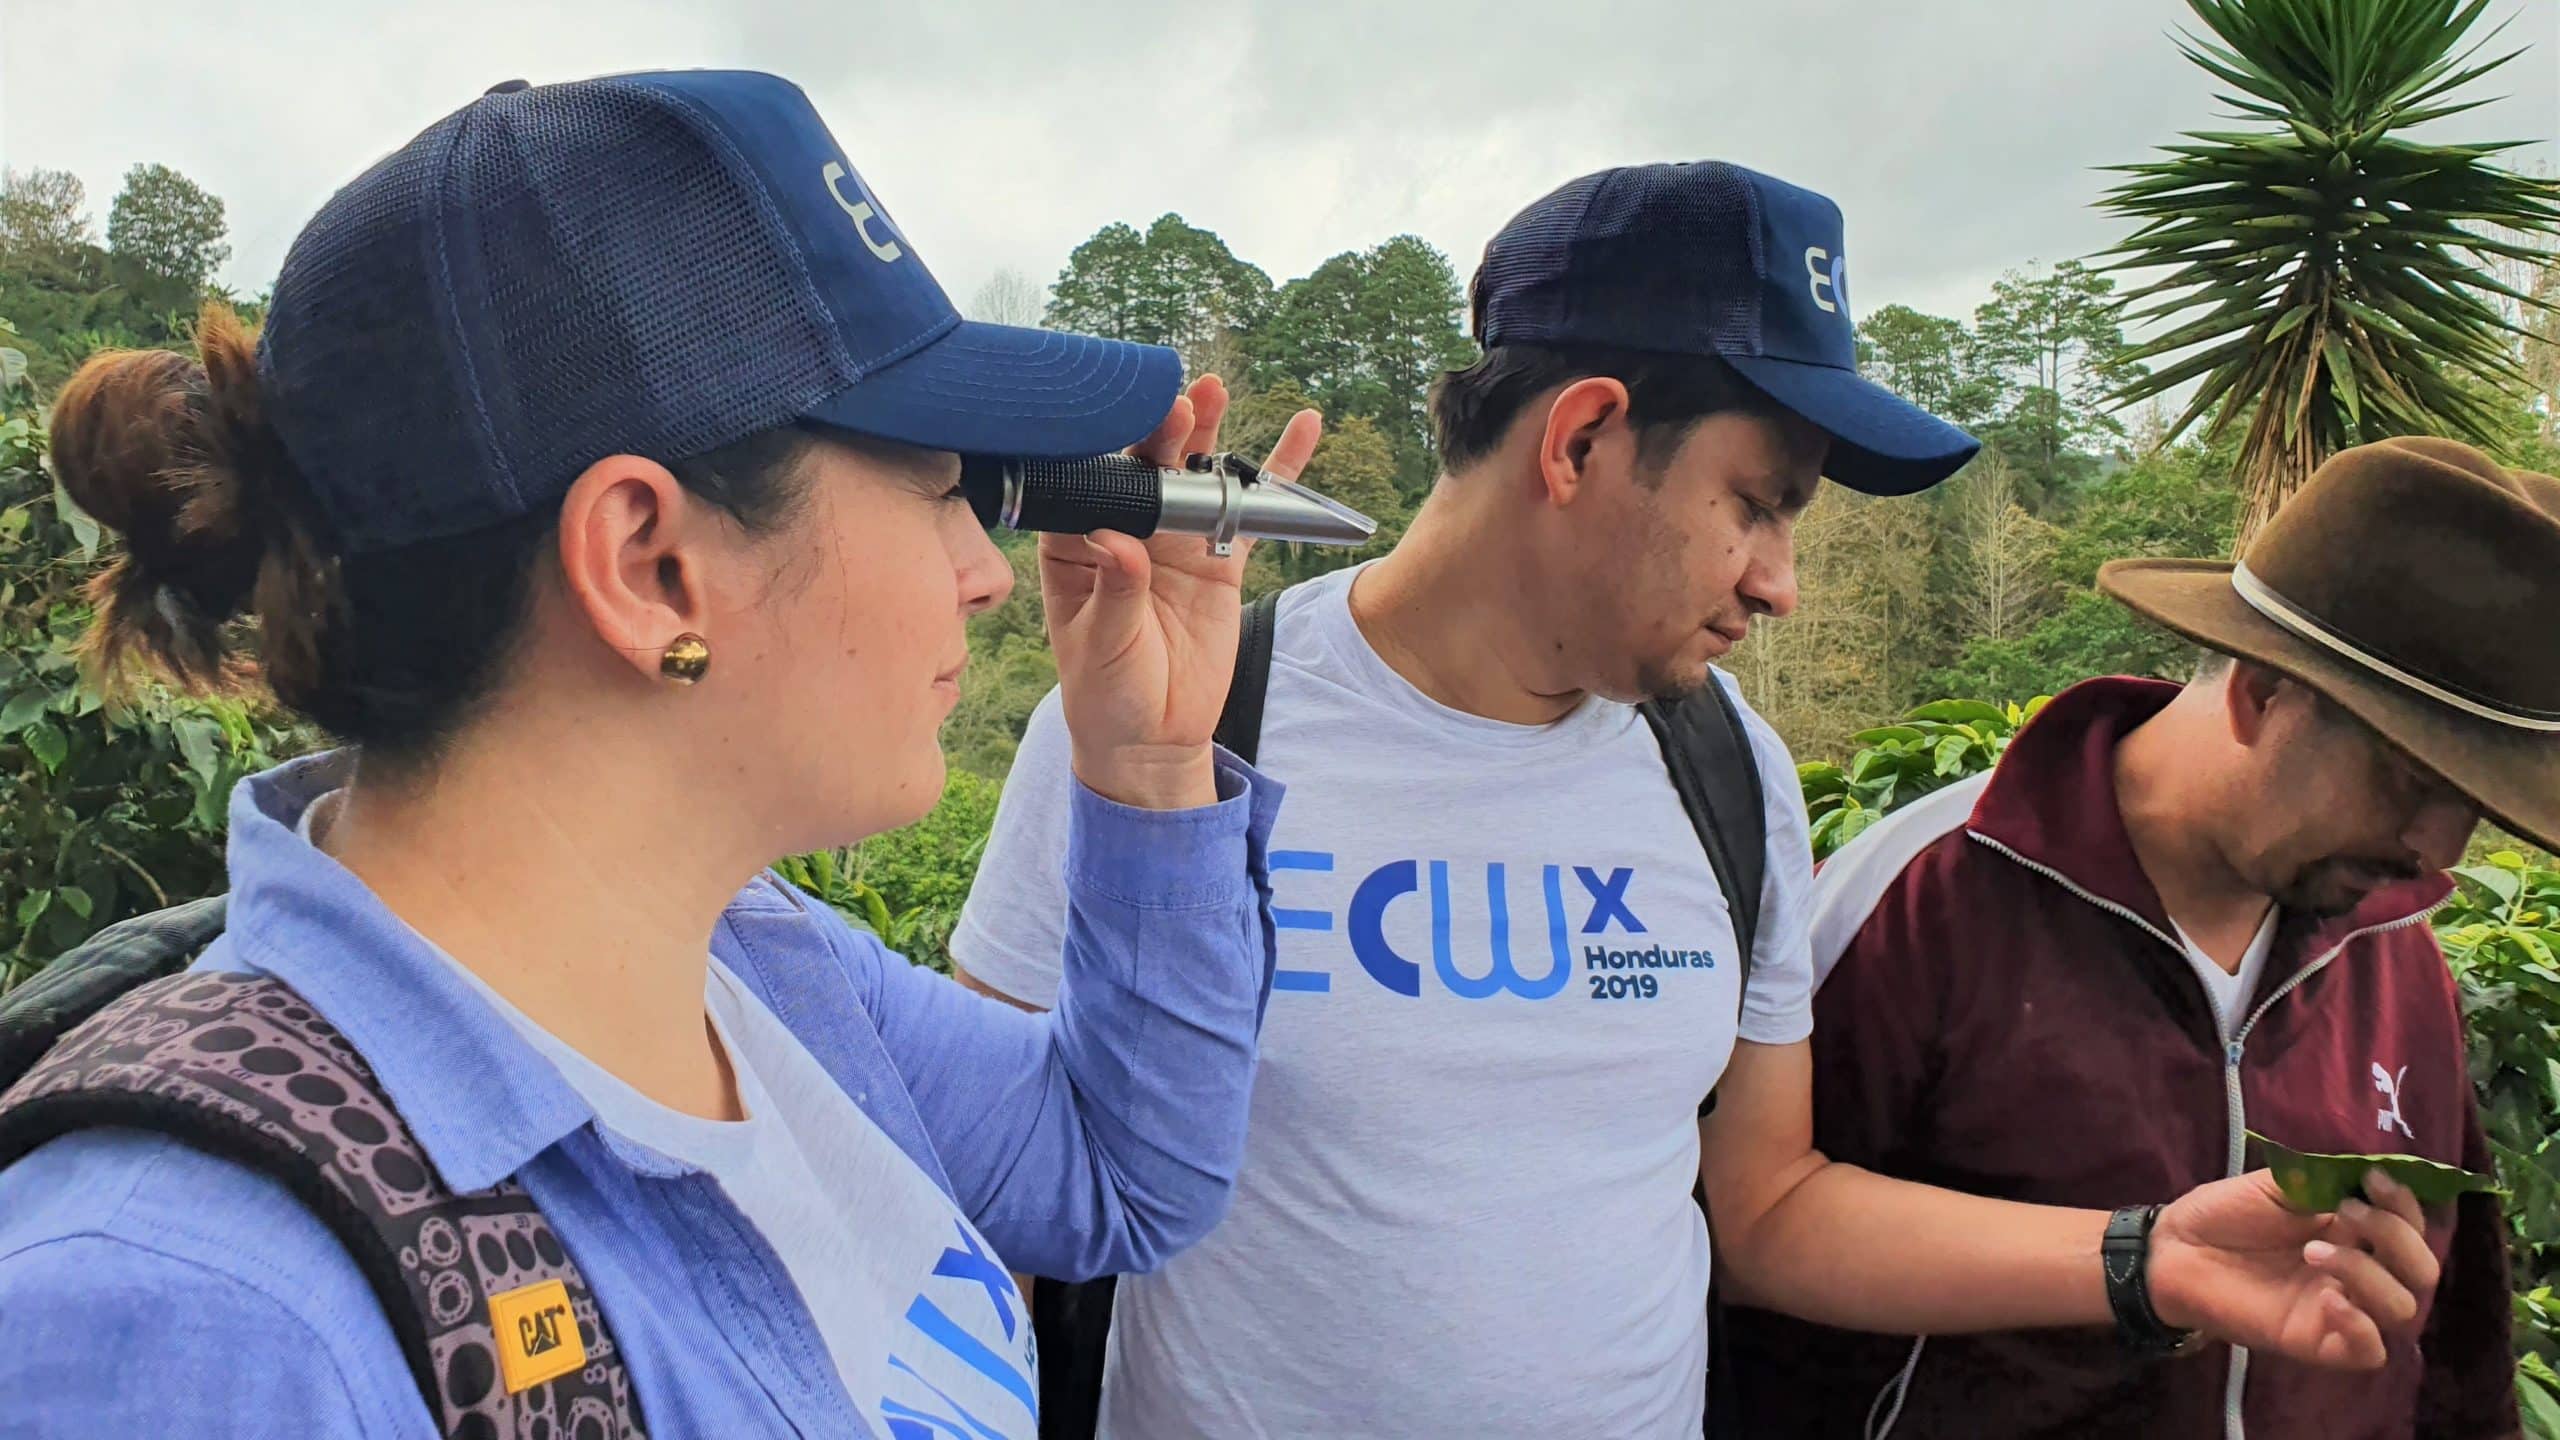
[1642,678,1768,1440]
[1213,587,1285,766]
[1639,675,1766,1011]
[0,962,649,1440]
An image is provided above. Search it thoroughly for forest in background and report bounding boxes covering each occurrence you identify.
[6,1,2560,1419]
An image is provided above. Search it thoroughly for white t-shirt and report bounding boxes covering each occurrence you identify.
[516,966,1038,1437]
[952,563,1816,1439]
[2171,909,2278,1040]
[300,797,1039,1439]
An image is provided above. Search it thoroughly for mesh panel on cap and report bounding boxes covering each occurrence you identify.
[460,81,844,510]
[260,80,856,555]
[1473,172,1605,344]
[260,112,492,550]
[1575,162,1761,353]
[1471,162,1764,357]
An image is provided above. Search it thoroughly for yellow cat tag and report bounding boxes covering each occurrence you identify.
[489,1278,586,1394]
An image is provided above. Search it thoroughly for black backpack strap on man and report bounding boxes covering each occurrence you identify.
[1639,673,1765,1440]
[1031,585,1768,1440]
[0,901,649,1440]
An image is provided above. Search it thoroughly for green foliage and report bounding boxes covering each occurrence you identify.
[2045,446,2246,587]
[775,770,1000,973]
[2099,0,2560,537]
[1248,236,1477,492]
[2523,1288,2560,1436]
[0,162,221,392]
[1970,261,2147,491]
[0,168,93,262]
[2436,850,2560,1365]
[0,317,27,397]
[0,387,299,988]
[1854,266,2148,503]
[107,163,231,293]
[1920,590,2195,705]
[1044,215,1272,372]
[945,629,1058,783]
[1920,447,2242,702]
[2247,1128,2497,1209]
[1226,382,1411,595]
[1857,303,2006,431]
[1798,698,2046,860]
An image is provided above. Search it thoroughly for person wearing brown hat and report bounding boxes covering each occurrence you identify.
[1724,434,2533,1438]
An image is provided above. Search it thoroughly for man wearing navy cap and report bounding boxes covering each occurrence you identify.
[956,163,2441,1437]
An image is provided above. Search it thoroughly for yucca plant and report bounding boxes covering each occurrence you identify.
[2099,0,2560,541]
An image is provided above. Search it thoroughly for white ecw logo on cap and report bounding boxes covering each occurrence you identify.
[1804,246,1847,315]
[822,162,904,263]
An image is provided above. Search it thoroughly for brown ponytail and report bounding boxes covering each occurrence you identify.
[49,302,818,761]
[49,302,341,705]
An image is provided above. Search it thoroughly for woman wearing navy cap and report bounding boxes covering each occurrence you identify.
[0,70,1311,1438]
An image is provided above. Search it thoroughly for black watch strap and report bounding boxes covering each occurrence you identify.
[2102,1204,2198,1356]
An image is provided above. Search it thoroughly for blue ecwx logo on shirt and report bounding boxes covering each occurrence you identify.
[1270,853,1710,1000]
[881,1222,1038,1440]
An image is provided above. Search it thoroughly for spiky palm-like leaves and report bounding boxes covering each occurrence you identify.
[2100,0,2560,539]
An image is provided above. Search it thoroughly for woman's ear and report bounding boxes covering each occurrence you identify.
[555,455,714,682]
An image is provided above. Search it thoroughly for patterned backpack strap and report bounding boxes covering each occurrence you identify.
[0,970,648,1440]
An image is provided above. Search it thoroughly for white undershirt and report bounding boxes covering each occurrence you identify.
[2169,908,2279,1041]
[294,789,1040,1436]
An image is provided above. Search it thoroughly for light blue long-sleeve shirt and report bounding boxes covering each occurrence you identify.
[0,749,1280,1437]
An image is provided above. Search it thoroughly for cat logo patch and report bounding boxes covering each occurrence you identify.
[489,1279,585,1394]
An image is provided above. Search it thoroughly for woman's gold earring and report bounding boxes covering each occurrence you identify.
[659,634,711,685]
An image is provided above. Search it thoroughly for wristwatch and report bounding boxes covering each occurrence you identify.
[2103,1205,2202,1357]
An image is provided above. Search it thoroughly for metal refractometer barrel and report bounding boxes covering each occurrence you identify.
[960,452,1377,556]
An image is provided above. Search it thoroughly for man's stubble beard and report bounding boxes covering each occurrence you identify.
[1638,655,1715,708]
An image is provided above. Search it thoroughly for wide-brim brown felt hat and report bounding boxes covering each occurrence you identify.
[2100,435,2560,855]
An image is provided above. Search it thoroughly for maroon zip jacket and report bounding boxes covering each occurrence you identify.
[1723,678,2516,1439]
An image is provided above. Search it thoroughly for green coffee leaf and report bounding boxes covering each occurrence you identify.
[2248,1130,2499,1210]
[24,719,66,774]
[0,687,48,733]
[191,776,227,831]
[174,716,224,788]
[56,885,90,920]
[16,889,49,929]
[1836,807,1883,849]
[2518,1355,2560,1439]
[2455,864,2524,908]
[1905,700,2007,726]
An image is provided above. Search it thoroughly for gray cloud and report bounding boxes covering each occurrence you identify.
[3,0,2552,332]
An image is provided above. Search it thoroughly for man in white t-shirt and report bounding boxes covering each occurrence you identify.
[953,163,2447,1437]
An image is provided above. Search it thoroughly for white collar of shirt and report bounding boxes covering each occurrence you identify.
[2169,907,2279,1041]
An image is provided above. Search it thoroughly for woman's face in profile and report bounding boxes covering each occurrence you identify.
[708,436,1013,851]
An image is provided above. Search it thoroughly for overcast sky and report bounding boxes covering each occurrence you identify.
[3,0,2554,331]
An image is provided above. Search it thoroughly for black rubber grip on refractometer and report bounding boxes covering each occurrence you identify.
[1001,454,1164,538]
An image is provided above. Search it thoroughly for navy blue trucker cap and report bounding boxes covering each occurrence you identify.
[257,71,1181,554]
[1470,161,1978,495]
